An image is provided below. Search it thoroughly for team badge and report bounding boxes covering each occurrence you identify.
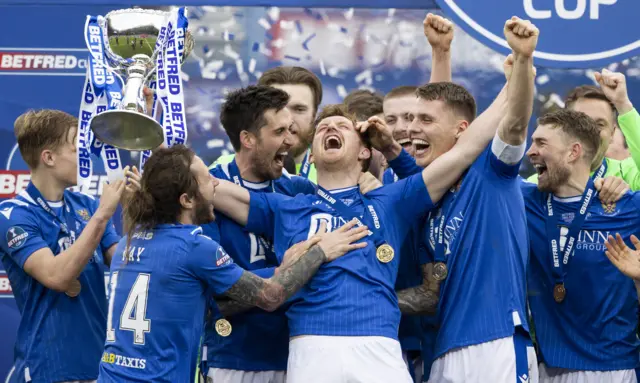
[601,201,616,215]
[215,318,232,337]
[376,244,394,263]
[76,209,91,221]
[215,247,232,267]
[6,226,28,249]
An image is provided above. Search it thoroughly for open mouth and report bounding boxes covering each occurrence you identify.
[412,139,430,155]
[534,163,548,177]
[274,151,288,167]
[397,138,412,150]
[324,134,342,151]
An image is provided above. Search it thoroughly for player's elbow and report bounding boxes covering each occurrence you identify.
[41,274,73,293]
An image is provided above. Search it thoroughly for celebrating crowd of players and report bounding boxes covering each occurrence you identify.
[2,11,640,383]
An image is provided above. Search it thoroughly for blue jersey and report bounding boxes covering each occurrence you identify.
[247,172,434,338]
[0,185,119,383]
[202,161,315,371]
[98,224,244,383]
[383,168,428,352]
[388,145,530,359]
[522,181,640,371]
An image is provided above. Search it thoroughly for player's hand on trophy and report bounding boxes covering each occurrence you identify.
[605,233,640,282]
[143,86,155,117]
[504,16,539,58]
[314,219,369,262]
[121,165,142,205]
[279,235,323,272]
[595,176,629,204]
[595,69,634,115]
[96,179,126,219]
[424,13,454,53]
[359,172,383,194]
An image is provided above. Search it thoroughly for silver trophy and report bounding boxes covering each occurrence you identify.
[89,8,194,150]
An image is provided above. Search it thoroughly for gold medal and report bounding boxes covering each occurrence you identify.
[65,279,82,298]
[433,262,448,281]
[553,283,566,303]
[376,244,394,263]
[215,318,232,337]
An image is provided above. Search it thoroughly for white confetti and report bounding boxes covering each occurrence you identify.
[272,39,286,49]
[545,94,565,109]
[198,110,216,119]
[268,7,280,22]
[355,69,373,85]
[328,66,341,77]
[254,71,263,79]
[337,85,347,98]
[258,18,271,30]
[536,74,550,85]
[235,59,244,74]
[344,8,354,21]
[220,18,236,29]
[607,63,619,72]
[248,58,257,74]
[319,60,327,76]
[207,139,224,149]
[180,71,190,82]
[280,20,295,30]
[223,44,240,60]
[202,121,213,131]
[219,72,228,81]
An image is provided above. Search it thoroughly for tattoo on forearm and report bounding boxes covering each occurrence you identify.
[217,299,254,317]
[224,245,326,312]
[397,286,439,315]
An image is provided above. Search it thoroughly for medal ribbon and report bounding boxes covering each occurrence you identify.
[545,160,607,287]
[315,186,384,246]
[428,190,455,264]
[299,149,311,179]
[25,183,76,240]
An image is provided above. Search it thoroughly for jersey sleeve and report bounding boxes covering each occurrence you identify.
[486,132,525,179]
[618,157,640,191]
[289,175,317,195]
[246,191,288,238]
[374,172,434,227]
[189,235,244,295]
[0,206,49,269]
[387,149,422,179]
[618,108,640,173]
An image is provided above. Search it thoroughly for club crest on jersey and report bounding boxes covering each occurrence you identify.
[216,247,232,266]
[601,201,616,215]
[76,208,91,221]
[6,226,28,249]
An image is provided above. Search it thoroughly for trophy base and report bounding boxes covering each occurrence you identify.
[90,110,165,151]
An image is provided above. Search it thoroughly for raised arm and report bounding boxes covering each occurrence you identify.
[424,13,453,83]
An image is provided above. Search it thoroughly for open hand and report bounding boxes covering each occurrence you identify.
[605,233,640,282]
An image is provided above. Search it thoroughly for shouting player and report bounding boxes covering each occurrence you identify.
[98,145,368,383]
[367,17,539,382]
[0,110,130,383]
[202,85,314,383]
[523,109,640,383]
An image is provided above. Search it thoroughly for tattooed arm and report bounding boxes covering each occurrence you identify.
[396,263,441,315]
[222,219,368,312]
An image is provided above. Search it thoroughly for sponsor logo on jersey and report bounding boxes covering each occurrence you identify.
[101,352,147,370]
[216,246,232,267]
[6,226,28,249]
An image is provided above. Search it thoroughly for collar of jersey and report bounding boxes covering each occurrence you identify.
[327,185,358,194]
[552,194,582,203]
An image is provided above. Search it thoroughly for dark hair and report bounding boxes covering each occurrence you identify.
[538,109,601,163]
[314,104,372,172]
[14,109,78,169]
[124,145,198,251]
[258,66,323,115]
[565,85,616,120]
[384,85,418,101]
[220,85,290,151]
[343,89,384,121]
[415,82,477,123]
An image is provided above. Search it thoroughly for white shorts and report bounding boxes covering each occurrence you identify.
[539,364,637,383]
[402,351,424,383]
[206,368,286,383]
[287,335,412,383]
[428,335,539,383]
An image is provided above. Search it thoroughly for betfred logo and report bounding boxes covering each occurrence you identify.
[0,273,13,298]
[0,171,109,199]
[0,49,87,75]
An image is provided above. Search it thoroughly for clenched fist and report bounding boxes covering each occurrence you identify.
[504,17,539,58]
[594,69,634,115]
[424,13,454,53]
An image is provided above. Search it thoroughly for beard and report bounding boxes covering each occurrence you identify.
[192,194,215,225]
[538,163,571,193]
[250,147,283,181]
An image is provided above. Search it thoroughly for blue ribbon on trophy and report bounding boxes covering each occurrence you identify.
[77,7,194,187]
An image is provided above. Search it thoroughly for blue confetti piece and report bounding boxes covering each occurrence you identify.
[399,40,411,47]
[340,27,348,33]
[315,13,322,20]
[234,12,244,18]
[304,8,314,17]
[252,42,260,52]
[284,55,301,62]
[203,45,210,54]
[302,33,316,51]
[265,32,274,40]
[197,87,207,95]
[295,20,303,34]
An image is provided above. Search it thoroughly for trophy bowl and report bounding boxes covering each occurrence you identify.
[89,8,194,150]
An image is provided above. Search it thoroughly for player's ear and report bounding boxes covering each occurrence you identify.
[40,149,55,168]
[239,130,257,150]
[567,142,582,164]
[179,193,194,210]
[358,146,371,162]
[454,120,470,140]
